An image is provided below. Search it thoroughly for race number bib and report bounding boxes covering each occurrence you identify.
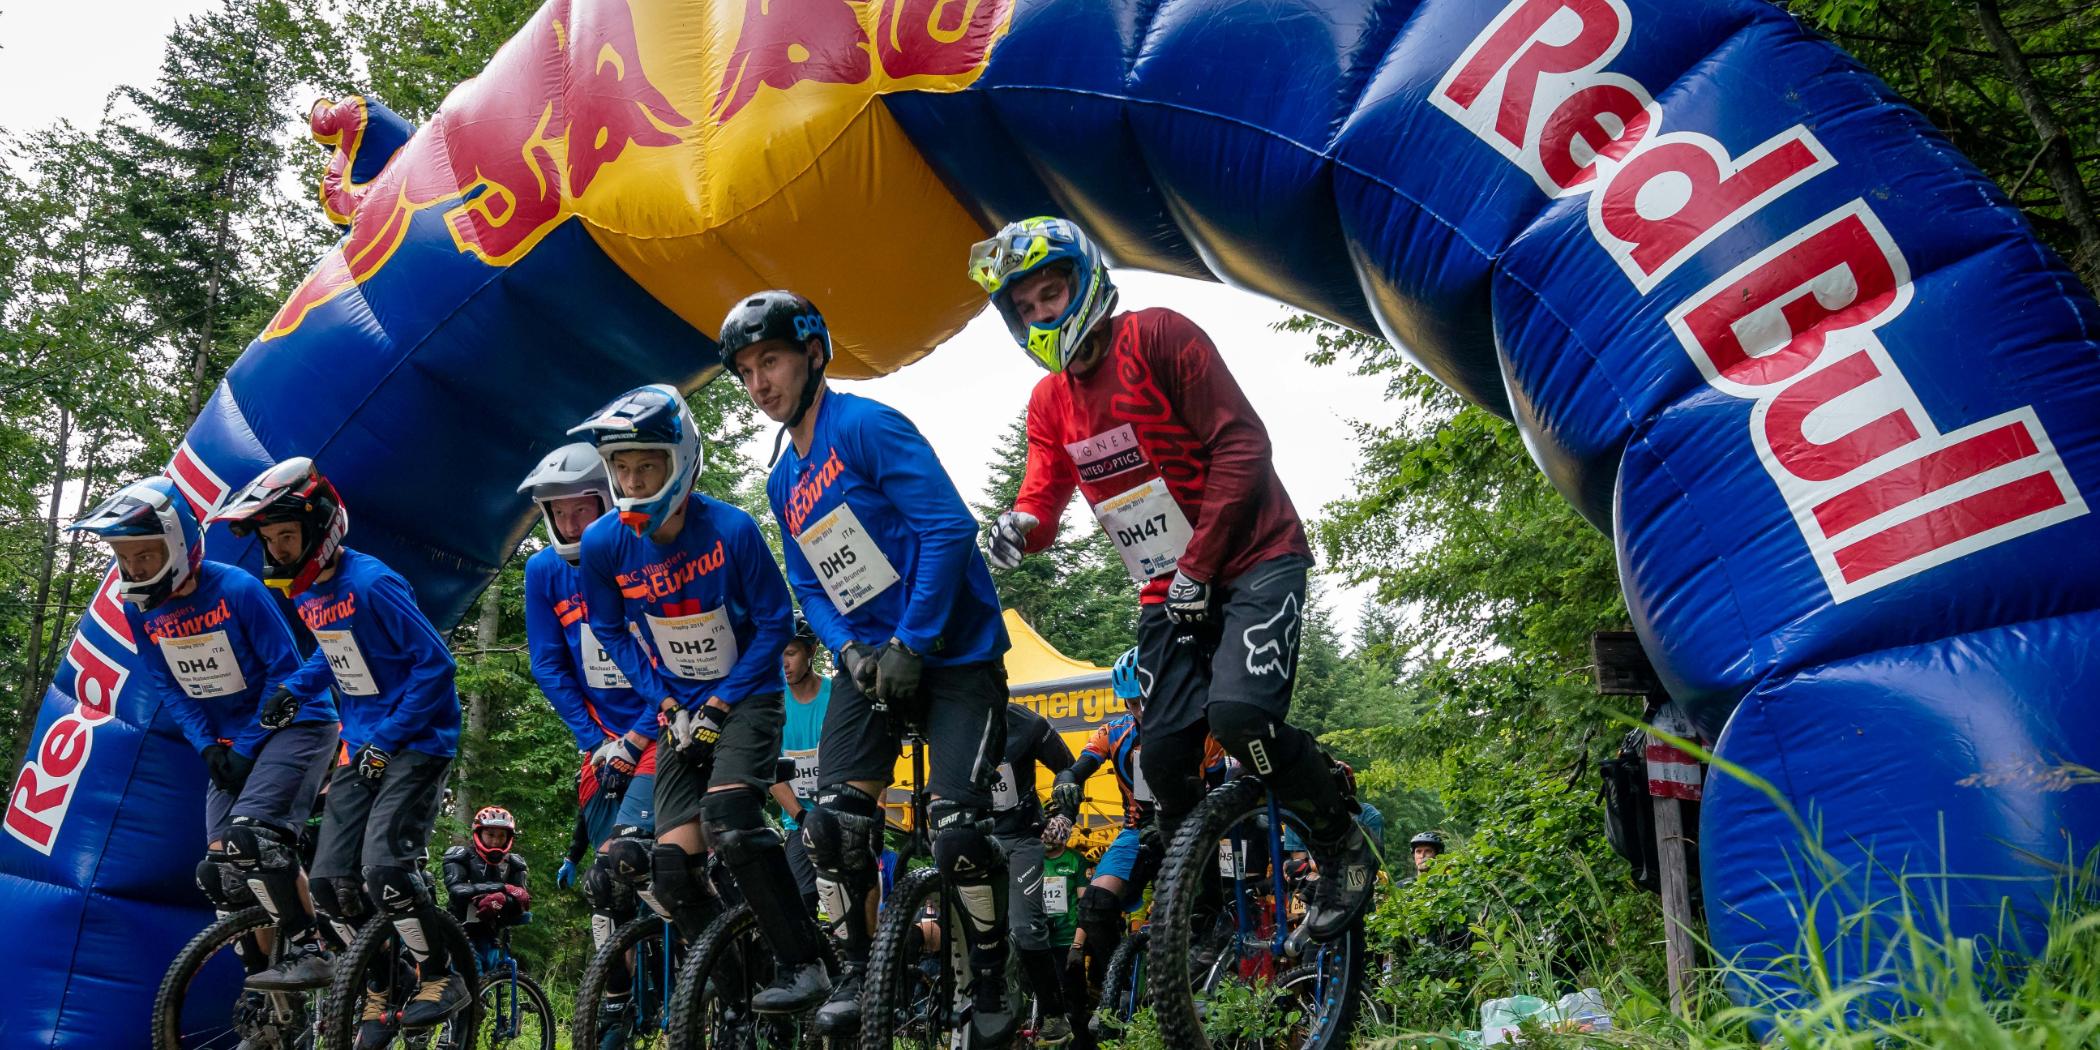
[1130,759,1155,803]
[647,608,738,681]
[1043,878,1069,915]
[991,762,1021,812]
[1218,839,1246,879]
[788,751,820,797]
[577,623,631,690]
[1090,478,1194,583]
[793,503,899,614]
[313,629,379,696]
[160,631,247,699]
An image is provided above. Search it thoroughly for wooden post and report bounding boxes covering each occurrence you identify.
[1652,779,1697,1015]
[1592,632,1703,1017]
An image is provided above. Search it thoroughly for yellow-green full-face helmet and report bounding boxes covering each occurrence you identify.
[967,216,1119,373]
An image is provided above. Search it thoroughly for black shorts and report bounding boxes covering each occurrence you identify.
[309,750,451,879]
[816,660,1006,809]
[655,693,787,831]
[1138,554,1311,737]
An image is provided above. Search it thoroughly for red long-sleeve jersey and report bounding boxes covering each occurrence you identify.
[1013,308,1311,602]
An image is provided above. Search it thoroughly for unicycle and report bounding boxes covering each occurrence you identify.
[573,912,682,1050]
[153,905,323,1050]
[319,911,482,1050]
[1146,777,1367,1050]
[667,900,841,1048]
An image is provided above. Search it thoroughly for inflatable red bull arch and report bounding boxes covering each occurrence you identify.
[7,0,2099,1042]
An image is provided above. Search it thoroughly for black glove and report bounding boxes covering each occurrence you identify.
[838,642,880,692]
[1049,778,1084,821]
[355,743,391,781]
[202,744,242,792]
[1163,570,1213,625]
[258,686,301,730]
[873,639,923,705]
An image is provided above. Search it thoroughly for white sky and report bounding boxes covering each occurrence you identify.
[1,1,1398,642]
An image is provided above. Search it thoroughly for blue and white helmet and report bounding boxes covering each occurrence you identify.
[1111,645,1147,707]
[567,384,704,537]
[967,216,1119,373]
[67,476,204,611]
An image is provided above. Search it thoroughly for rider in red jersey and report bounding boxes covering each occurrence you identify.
[973,217,1377,944]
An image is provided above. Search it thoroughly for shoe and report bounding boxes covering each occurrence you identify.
[811,961,864,1032]
[1294,823,1379,946]
[595,995,634,1050]
[355,989,398,1050]
[749,959,832,1014]
[396,972,468,1029]
[1035,1013,1074,1046]
[970,979,1017,1048]
[244,943,334,991]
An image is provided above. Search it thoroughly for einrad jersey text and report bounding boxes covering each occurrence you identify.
[1433,0,2087,600]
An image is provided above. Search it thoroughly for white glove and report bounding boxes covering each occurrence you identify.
[986,510,1039,570]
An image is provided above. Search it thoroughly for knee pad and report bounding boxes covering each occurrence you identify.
[699,789,780,867]
[196,853,254,909]
[1076,885,1122,932]
[226,816,300,873]
[1208,701,1316,782]
[581,860,634,912]
[1137,730,1209,818]
[604,833,655,887]
[803,785,884,879]
[648,843,708,915]
[312,875,369,923]
[363,864,430,917]
[929,800,1003,886]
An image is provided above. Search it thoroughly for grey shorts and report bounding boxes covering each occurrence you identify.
[309,750,451,879]
[817,660,1006,809]
[999,834,1051,952]
[656,693,786,831]
[205,722,339,844]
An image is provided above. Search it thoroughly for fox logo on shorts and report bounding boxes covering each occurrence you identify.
[1242,592,1301,677]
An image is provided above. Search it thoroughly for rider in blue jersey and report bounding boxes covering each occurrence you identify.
[518,441,663,1026]
[721,290,1017,1043]
[569,383,830,1010]
[69,477,340,992]
[217,458,467,1039]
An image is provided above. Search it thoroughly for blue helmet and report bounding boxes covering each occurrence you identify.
[1111,645,1146,706]
[67,477,205,611]
[968,216,1119,373]
[568,384,704,537]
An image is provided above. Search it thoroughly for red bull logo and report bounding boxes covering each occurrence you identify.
[711,0,1013,124]
[1434,0,2088,600]
[265,0,692,340]
[5,442,225,854]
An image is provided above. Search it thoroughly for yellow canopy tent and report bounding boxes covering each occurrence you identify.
[884,611,1132,855]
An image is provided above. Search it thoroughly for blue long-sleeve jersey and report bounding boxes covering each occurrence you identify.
[282,548,460,757]
[577,493,793,737]
[523,546,649,751]
[768,389,1009,665]
[127,560,337,757]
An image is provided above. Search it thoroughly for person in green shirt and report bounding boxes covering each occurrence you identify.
[1041,820,1091,1045]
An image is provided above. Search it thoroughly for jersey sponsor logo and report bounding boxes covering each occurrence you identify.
[1434,0,2087,599]
[298,590,359,631]
[1065,423,1149,484]
[614,539,728,604]
[783,449,847,537]
[1104,333,1209,495]
[1242,592,1301,678]
[144,597,235,644]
